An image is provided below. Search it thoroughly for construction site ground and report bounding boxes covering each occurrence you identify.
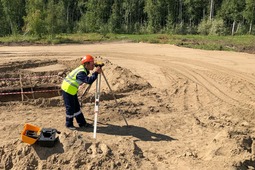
[0,42,255,170]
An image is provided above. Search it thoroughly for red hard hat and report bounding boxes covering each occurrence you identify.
[81,55,94,64]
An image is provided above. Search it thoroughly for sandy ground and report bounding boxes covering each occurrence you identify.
[0,42,255,170]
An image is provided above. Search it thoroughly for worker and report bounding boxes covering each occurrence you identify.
[61,54,102,130]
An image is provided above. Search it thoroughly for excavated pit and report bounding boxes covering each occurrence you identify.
[0,86,61,102]
[0,59,65,103]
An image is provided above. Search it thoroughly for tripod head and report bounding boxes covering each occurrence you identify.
[94,62,105,68]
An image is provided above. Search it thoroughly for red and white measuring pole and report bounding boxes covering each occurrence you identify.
[93,73,101,139]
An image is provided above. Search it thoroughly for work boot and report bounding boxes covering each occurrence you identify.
[79,123,93,129]
[66,125,76,130]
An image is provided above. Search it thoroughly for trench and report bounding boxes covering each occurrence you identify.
[0,86,61,102]
[0,59,67,103]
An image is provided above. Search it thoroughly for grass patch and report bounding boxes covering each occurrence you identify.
[0,33,254,53]
[168,34,255,52]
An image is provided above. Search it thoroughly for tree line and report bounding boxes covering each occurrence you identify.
[0,0,254,37]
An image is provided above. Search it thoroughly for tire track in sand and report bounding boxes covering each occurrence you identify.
[162,60,255,109]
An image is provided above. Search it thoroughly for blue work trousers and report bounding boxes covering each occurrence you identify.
[62,90,86,127]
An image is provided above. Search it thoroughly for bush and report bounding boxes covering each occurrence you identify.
[198,19,212,35]
[198,18,227,36]
[76,15,88,33]
[209,19,226,35]
[235,23,250,35]
[174,23,186,34]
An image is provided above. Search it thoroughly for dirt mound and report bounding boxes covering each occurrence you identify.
[0,132,143,170]
[78,57,152,97]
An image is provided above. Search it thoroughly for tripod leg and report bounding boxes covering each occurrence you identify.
[101,71,129,126]
[79,84,92,107]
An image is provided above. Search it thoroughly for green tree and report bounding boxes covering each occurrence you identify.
[135,0,146,33]
[243,0,255,34]
[45,0,66,36]
[218,0,246,35]
[1,0,26,35]
[62,0,82,33]
[122,0,138,33]
[165,0,179,33]
[78,0,113,33]
[183,0,208,33]
[23,0,47,37]
[0,2,9,36]
[24,0,66,37]
[144,0,170,33]
[108,0,123,33]
[1,0,255,36]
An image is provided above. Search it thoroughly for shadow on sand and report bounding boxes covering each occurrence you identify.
[32,140,64,160]
[79,123,176,142]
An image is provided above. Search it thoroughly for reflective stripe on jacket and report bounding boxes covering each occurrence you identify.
[61,65,87,95]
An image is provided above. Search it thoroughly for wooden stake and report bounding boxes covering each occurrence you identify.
[29,76,35,99]
[19,73,24,102]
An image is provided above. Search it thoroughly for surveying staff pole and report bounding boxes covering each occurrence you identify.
[93,73,101,139]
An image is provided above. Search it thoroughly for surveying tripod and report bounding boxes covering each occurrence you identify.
[79,63,129,138]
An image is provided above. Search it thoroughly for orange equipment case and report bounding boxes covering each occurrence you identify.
[21,123,41,144]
